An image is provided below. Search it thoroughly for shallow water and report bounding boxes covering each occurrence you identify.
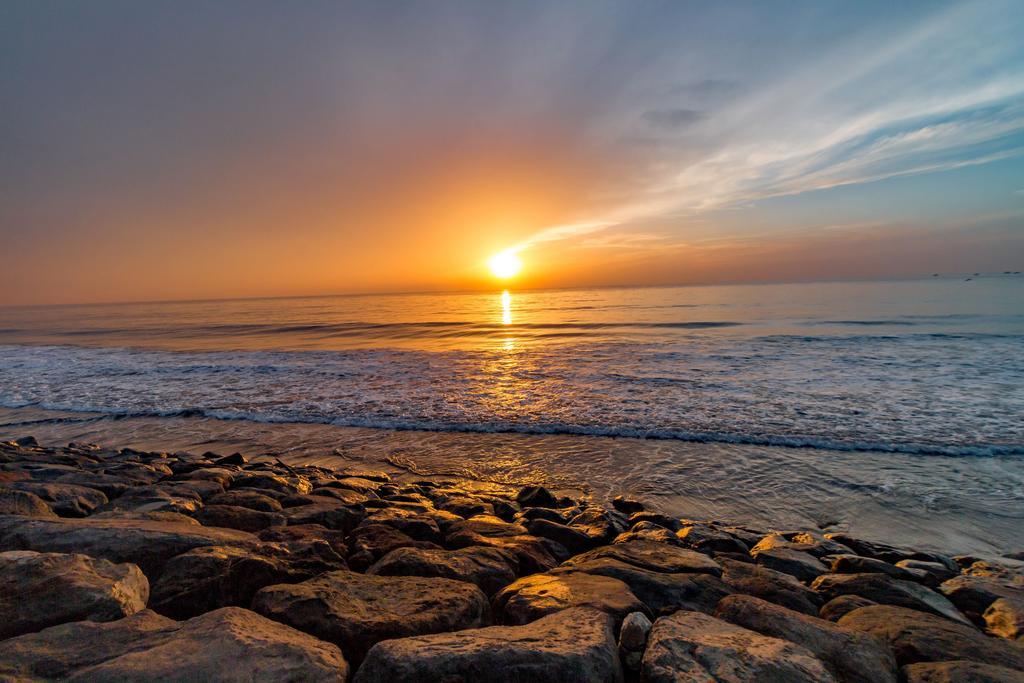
[1,278,1022,555]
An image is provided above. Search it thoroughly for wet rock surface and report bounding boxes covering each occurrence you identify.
[1,437,1022,680]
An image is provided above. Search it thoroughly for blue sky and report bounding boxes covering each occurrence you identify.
[2,1,1023,303]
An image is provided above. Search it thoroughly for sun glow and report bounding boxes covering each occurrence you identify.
[488,249,522,279]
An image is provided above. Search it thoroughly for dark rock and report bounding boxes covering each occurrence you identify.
[0,550,149,639]
[515,485,558,508]
[362,507,440,541]
[839,604,1024,670]
[831,554,922,581]
[677,524,749,554]
[14,436,38,447]
[233,472,312,495]
[568,540,722,576]
[207,489,283,512]
[719,557,822,615]
[514,506,567,525]
[0,514,257,579]
[939,574,1024,625]
[353,607,622,683]
[492,569,647,627]
[258,523,347,555]
[150,543,344,619]
[367,545,516,595]
[903,661,1024,682]
[96,484,204,515]
[527,518,600,554]
[612,495,644,514]
[985,597,1024,641]
[614,523,681,546]
[6,481,108,517]
[813,573,970,624]
[716,594,897,683]
[642,610,835,682]
[284,502,364,533]
[568,507,629,544]
[346,523,441,571]
[214,452,247,466]
[0,607,347,681]
[628,511,682,531]
[0,488,57,517]
[252,570,489,665]
[820,595,877,622]
[752,547,828,582]
[193,504,286,532]
[618,610,652,673]
[895,559,957,584]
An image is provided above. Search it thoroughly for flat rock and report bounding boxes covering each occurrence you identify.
[234,472,313,495]
[642,610,836,682]
[903,661,1024,682]
[568,540,722,576]
[716,594,897,683]
[839,604,1024,670]
[208,489,283,512]
[252,569,489,665]
[560,557,730,616]
[719,557,822,615]
[283,502,364,533]
[527,518,600,554]
[896,559,957,584]
[0,514,257,579]
[831,554,921,581]
[367,545,516,595]
[0,488,56,517]
[0,550,149,639]
[813,572,970,624]
[676,524,749,554]
[346,523,441,571]
[6,481,108,517]
[354,607,622,683]
[150,543,345,619]
[0,607,347,681]
[193,504,286,532]
[493,570,647,627]
[753,547,828,582]
[940,574,1024,625]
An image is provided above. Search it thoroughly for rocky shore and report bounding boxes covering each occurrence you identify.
[0,436,1022,682]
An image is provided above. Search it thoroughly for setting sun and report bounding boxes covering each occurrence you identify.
[488,249,522,279]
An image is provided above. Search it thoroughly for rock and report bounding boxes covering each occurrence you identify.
[527,518,600,554]
[346,523,441,571]
[619,610,652,650]
[310,487,371,506]
[824,533,908,563]
[613,523,681,546]
[0,514,257,579]
[612,495,644,514]
[96,484,204,515]
[820,595,877,621]
[940,575,1024,625]
[784,531,856,557]
[628,511,682,532]
[436,495,492,518]
[568,540,722,576]
[676,524,748,554]
[14,435,38,447]
[5,481,108,517]
[321,476,379,494]
[193,504,286,532]
[367,545,516,595]
[208,489,283,512]
[839,604,1024,670]
[514,506,567,525]
[515,485,558,508]
[642,610,836,682]
[252,570,489,665]
[0,488,57,517]
[813,573,970,624]
[718,557,822,615]
[493,570,648,627]
[753,547,828,582]
[150,543,344,619]
[0,607,347,681]
[903,661,1024,682]
[896,559,957,584]
[0,550,149,639]
[258,523,347,554]
[560,557,731,616]
[353,607,622,683]
[985,597,1024,640]
[716,594,897,683]
[214,452,247,466]
[284,502,364,533]
[90,509,201,525]
[567,507,628,544]
[831,554,922,581]
[362,507,440,541]
[233,472,312,495]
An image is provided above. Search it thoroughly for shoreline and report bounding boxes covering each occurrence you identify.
[1,435,1022,681]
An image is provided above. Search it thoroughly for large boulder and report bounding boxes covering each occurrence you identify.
[5,482,108,517]
[839,604,1024,670]
[252,570,488,665]
[984,597,1024,641]
[0,607,346,681]
[718,557,822,616]
[346,523,441,571]
[527,518,600,554]
[560,557,731,616]
[493,570,647,626]
[813,573,969,624]
[641,610,835,682]
[939,575,1024,625]
[149,544,344,619]
[716,594,897,683]
[0,514,257,578]
[0,550,149,639]
[0,488,56,517]
[567,540,722,576]
[753,547,828,582]
[366,546,516,595]
[354,606,621,682]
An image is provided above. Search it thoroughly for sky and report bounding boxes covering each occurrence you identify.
[2,0,1023,305]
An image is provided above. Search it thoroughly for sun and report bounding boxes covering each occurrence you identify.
[488,249,522,279]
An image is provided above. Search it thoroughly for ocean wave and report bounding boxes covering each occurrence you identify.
[3,399,1022,458]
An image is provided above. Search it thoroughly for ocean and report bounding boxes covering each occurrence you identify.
[1,277,1022,554]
